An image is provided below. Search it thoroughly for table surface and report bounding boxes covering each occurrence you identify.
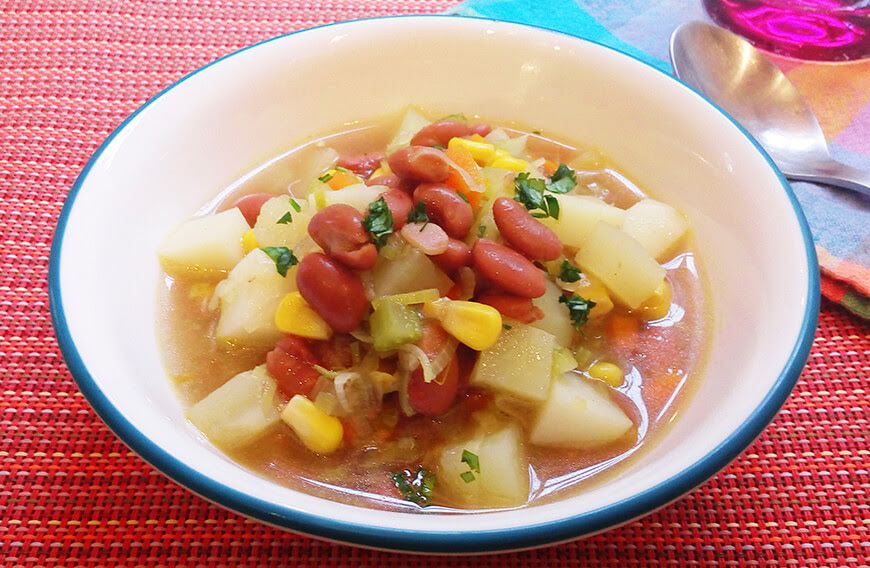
[1,1,868,565]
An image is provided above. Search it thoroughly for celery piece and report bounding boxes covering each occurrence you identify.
[370,300,423,352]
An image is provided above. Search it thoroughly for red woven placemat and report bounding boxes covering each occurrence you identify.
[1,1,868,565]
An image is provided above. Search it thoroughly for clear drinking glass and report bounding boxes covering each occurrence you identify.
[703,0,870,61]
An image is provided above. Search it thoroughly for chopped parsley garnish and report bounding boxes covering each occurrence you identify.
[433,144,446,151]
[477,225,487,238]
[502,323,512,330]
[335,166,351,173]
[391,467,435,507]
[558,260,582,283]
[547,164,578,194]
[407,202,429,225]
[514,172,560,220]
[289,198,302,213]
[461,450,480,473]
[438,113,468,124]
[459,449,481,483]
[512,164,577,220]
[456,191,470,203]
[260,246,298,277]
[559,294,596,329]
[363,196,394,248]
[317,172,333,183]
[276,211,293,225]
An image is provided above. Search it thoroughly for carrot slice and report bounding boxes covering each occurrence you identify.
[445,145,485,208]
[326,169,362,190]
[542,159,558,177]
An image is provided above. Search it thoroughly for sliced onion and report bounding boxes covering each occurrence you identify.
[350,330,374,344]
[400,343,434,383]
[455,267,476,301]
[397,371,416,417]
[334,372,382,423]
[401,222,449,255]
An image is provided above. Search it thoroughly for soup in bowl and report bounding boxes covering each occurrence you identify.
[50,16,818,552]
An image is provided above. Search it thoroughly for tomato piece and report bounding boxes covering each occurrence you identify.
[407,355,460,417]
[309,334,355,370]
[231,192,274,226]
[266,335,321,397]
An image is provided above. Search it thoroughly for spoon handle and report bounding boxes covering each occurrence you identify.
[786,161,870,199]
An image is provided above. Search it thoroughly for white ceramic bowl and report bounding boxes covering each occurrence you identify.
[50,16,819,553]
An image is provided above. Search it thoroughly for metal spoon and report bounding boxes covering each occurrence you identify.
[670,21,870,199]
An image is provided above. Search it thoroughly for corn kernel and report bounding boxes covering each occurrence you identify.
[448,136,496,165]
[281,395,343,454]
[242,229,259,253]
[570,274,614,319]
[275,291,332,340]
[490,150,529,172]
[636,280,672,321]
[423,298,502,351]
[588,362,624,387]
[369,160,392,179]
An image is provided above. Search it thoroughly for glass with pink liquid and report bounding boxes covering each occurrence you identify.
[704,0,870,61]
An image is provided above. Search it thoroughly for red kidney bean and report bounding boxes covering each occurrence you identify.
[366,174,413,193]
[307,204,377,270]
[492,197,562,261]
[387,146,451,183]
[430,238,471,273]
[296,253,368,333]
[476,292,544,324]
[231,192,275,226]
[266,335,321,397]
[471,238,546,298]
[381,189,413,231]
[411,121,473,147]
[337,152,384,178]
[413,183,474,239]
[469,123,492,137]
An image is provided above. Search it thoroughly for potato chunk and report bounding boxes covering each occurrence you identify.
[529,280,575,347]
[215,249,297,346]
[622,199,689,261]
[372,246,453,297]
[541,194,626,248]
[187,365,281,450]
[470,325,555,402]
[530,374,633,449]
[574,222,665,309]
[439,424,530,509]
[253,196,314,249]
[158,208,248,274]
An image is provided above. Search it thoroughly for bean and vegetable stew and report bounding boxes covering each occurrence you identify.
[157,109,708,510]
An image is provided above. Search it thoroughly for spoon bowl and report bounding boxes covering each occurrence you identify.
[670,21,870,198]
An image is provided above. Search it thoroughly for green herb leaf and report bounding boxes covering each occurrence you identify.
[546,164,577,194]
[461,449,481,473]
[438,113,468,124]
[276,211,293,225]
[460,471,476,483]
[559,294,597,329]
[456,191,470,203]
[407,202,429,225]
[544,194,560,220]
[260,246,298,277]
[433,144,446,151]
[289,198,302,213]
[558,260,582,283]
[335,166,351,173]
[477,225,487,238]
[514,172,547,211]
[391,467,436,507]
[317,172,334,183]
[502,323,512,330]
[363,196,395,249]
